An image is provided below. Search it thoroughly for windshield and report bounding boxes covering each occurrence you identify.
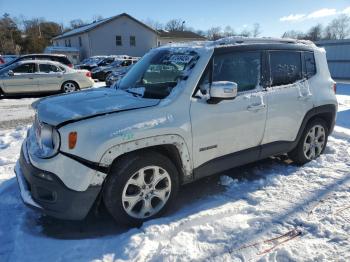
[118,49,199,99]
[0,62,18,75]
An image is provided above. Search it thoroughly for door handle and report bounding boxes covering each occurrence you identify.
[247,104,266,111]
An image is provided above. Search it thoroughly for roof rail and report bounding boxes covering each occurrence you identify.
[211,37,316,47]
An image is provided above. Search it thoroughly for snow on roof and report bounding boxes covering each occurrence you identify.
[45,46,80,53]
[161,37,317,50]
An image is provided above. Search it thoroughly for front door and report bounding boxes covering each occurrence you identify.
[190,50,267,178]
[2,63,38,94]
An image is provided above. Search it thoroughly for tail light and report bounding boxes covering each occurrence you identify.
[67,64,73,68]
[333,83,337,94]
[86,71,92,78]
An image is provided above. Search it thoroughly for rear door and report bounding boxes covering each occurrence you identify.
[261,50,314,155]
[37,63,63,92]
[2,63,38,94]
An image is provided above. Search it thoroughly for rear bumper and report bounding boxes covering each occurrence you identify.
[15,143,101,220]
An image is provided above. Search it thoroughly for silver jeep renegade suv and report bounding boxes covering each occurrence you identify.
[15,37,337,226]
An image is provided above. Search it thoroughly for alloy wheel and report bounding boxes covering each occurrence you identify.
[63,82,76,93]
[121,166,171,219]
[303,124,326,160]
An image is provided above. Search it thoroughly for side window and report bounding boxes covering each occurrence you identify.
[213,51,261,92]
[13,63,36,73]
[116,35,122,46]
[270,51,302,86]
[39,64,60,73]
[130,36,136,46]
[304,52,316,78]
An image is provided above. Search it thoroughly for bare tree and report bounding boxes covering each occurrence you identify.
[207,27,222,40]
[69,19,86,29]
[252,23,261,37]
[306,24,323,41]
[223,25,235,37]
[92,15,103,23]
[143,18,163,30]
[165,19,185,31]
[240,29,251,37]
[282,30,305,39]
[324,15,350,40]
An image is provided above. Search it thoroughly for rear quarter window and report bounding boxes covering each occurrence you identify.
[269,51,302,86]
[304,52,316,78]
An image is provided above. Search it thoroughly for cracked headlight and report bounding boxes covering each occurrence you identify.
[30,118,60,158]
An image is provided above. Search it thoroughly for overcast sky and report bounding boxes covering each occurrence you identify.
[1,0,350,37]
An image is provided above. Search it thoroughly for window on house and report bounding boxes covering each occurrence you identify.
[158,41,161,47]
[116,35,122,46]
[65,40,68,47]
[68,39,71,47]
[130,36,136,46]
[269,51,302,86]
[79,36,82,47]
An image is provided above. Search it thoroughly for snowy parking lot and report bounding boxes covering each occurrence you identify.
[0,83,350,261]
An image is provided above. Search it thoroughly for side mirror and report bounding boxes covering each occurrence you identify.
[208,81,238,104]
[8,70,14,76]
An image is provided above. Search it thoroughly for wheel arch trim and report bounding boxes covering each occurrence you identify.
[95,134,193,186]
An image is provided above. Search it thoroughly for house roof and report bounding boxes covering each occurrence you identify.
[53,13,206,41]
[157,30,206,40]
[53,13,158,40]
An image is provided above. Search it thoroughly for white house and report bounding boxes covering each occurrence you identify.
[52,13,206,60]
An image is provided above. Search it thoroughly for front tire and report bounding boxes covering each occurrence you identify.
[103,151,179,226]
[288,118,329,165]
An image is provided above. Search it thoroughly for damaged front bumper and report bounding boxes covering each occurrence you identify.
[14,141,101,220]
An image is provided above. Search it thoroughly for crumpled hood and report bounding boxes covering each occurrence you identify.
[32,88,160,127]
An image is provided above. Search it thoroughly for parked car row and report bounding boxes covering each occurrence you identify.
[0,60,94,97]
[76,55,139,81]
[0,52,139,97]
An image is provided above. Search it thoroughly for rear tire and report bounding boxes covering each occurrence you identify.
[0,88,5,99]
[61,81,78,93]
[288,118,329,165]
[103,151,179,227]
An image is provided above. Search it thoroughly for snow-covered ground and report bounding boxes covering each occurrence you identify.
[0,84,350,261]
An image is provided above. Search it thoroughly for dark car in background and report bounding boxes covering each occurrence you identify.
[91,58,139,81]
[75,56,119,71]
[105,65,133,86]
[0,54,73,69]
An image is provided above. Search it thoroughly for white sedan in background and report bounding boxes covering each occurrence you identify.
[0,60,94,97]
